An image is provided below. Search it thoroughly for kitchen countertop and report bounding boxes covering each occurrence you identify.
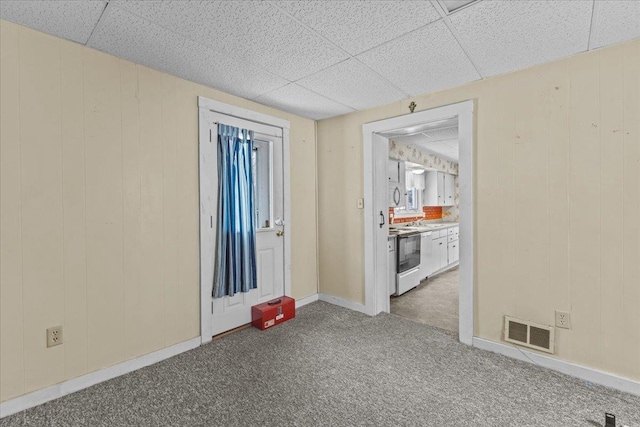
[389,222,458,237]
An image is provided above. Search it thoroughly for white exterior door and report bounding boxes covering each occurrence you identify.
[200,111,285,337]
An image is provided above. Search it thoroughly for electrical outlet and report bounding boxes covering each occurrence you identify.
[47,326,63,347]
[555,311,571,329]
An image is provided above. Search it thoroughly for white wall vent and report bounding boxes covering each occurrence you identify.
[504,316,555,354]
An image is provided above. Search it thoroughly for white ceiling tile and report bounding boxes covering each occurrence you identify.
[423,126,458,141]
[254,84,355,120]
[591,0,640,49]
[88,6,288,100]
[439,139,459,149]
[448,0,593,77]
[274,1,441,55]
[0,0,106,44]
[296,58,407,110]
[394,133,432,147]
[113,0,349,81]
[357,20,480,96]
[421,141,459,162]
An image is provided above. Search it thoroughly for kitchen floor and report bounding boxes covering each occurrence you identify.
[391,267,459,334]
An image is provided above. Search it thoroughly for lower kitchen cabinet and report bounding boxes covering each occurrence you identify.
[433,236,448,271]
[448,241,459,264]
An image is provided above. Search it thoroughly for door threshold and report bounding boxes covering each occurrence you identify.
[212,323,252,341]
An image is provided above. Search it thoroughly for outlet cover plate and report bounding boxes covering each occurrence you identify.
[47,326,63,347]
[555,310,571,329]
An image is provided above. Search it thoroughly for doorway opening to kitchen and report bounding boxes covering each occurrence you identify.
[362,101,474,345]
[385,117,460,335]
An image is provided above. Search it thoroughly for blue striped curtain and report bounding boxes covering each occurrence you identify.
[213,124,257,298]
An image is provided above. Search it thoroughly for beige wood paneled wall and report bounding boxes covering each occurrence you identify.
[0,20,318,402]
[317,39,640,381]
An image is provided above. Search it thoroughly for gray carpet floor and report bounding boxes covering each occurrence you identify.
[391,267,459,333]
[2,301,639,426]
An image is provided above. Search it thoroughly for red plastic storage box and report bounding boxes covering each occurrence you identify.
[251,296,295,330]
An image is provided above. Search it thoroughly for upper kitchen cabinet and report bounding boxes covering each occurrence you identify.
[388,159,405,183]
[389,159,406,208]
[424,171,456,207]
[444,173,455,206]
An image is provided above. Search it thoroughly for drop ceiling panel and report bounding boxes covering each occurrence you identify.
[88,6,288,100]
[296,58,407,110]
[419,141,459,162]
[591,1,640,49]
[254,84,355,121]
[423,126,458,141]
[393,133,433,147]
[274,1,441,55]
[114,0,348,81]
[357,20,481,96]
[0,1,106,44]
[448,0,593,77]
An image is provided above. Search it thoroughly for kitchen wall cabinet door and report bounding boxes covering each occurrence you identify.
[388,159,405,183]
[444,173,455,206]
[389,182,404,208]
[424,171,455,207]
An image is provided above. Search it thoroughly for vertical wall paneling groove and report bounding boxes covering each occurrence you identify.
[568,50,602,369]
[621,41,640,378]
[514,67,550,325]
[19,28,66,394]
[547,57,571,358]
[60,40,88,381]
[494,73,517,339]
[0,20,25,401]
[84,48,125,372]
[175,81,200,339]
[475,81,500,339]
[162,74,180,347]
[121,60,142,360]
[599,45,625,374]
[138,66,167,355]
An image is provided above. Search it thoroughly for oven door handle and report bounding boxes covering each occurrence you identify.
[379,211,385,228]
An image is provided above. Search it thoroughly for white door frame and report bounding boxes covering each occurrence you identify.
[198,96,291,344]
[362,100,475,345]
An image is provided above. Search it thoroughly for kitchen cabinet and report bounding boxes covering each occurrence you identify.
[389,182,404,208]
[447,226,459,264]
[388,237,396,296]
[444,173,455,206]
[433,236,448,271]
[388,160,406,208]
[448,241,459,264]
[424,171,456,207]
[419,232,434,280]
[388,159,405,183]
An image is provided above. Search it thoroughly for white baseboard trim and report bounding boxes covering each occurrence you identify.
[318,293,367,314]
[473,337,640,397]
[295,293,319,308]
[0,337,201,418]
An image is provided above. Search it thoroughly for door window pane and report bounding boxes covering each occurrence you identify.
[252,139,271,229]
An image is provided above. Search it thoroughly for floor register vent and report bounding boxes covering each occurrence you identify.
[504,316,555,354]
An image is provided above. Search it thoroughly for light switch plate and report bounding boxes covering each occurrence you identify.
[357,198,364,209]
